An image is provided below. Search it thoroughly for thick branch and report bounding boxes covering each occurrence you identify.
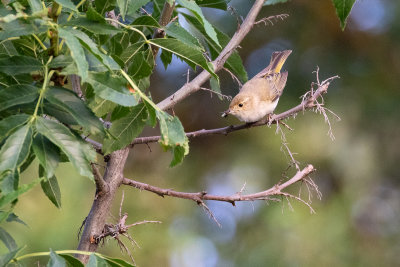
[122,165,315,206]
[157,0,265,111]
[132,81,332,145]
[76,148,130,263]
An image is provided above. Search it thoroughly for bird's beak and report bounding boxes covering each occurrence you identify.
[221,109,230,118]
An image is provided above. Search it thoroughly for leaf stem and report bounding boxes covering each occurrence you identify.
[32,61,55,121]
[105,18,149,42]
[14,249,95,262]
[120,70,160,112]
[32,34,47,50]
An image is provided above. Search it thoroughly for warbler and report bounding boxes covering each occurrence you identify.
[222,50,292,122]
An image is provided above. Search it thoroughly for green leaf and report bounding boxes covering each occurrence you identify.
[0,40,18,56]
[0,19,48,40]
[0,55,42,75]
[48,249,67,267]
[65,27,120,71]
[63,18,122,35]
[264,0,289,5]
[149,38,216,78]
[40,171,62,208]
[120,42,145,65]
[1,171,19,194]
[103,103,148,154]
[144,100,156,127]
[58,28,89,82]
[131,15,160,28]
[102,255,135,267]
[165,22,203,50]
[127,51,152,79]
[0,114,30,143]
[20,142,36,168]
[160,49,172,70]
[86,73,138,107]
[0,226,17,251]
[0,211,27,225]
[32,134,60,178]
[126,0,152,17]
[0,125,32,190]
[45,87,105,137]
[183,14,247,82]
[60,254,84,267]
[0,178,41,208]
[94,0,116,14]
[27,0,43,13]
[0,84,39,112]
[43,101,78,125]
[157,111,189,167]
[87,96,117,118]
[177,0,221,47]
[196,0,228,10]
[116,0,128,20]
[35,117,95,180]
[110,106,130,122]
[49,55,74,68]
[87,254,109,267]
[0,247,21,267]
[54,0,78,12]
[331,0,356,30]
[87,5,105,22]
[209,75,222,100]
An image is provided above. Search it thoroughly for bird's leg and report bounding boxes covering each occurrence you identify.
[267,113,274,126]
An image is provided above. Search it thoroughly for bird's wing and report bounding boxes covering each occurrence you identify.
[266,71,288,101]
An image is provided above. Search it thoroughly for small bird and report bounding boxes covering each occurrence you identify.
[222,50,292,123]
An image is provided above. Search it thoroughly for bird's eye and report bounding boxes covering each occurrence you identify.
[238,103,243,107]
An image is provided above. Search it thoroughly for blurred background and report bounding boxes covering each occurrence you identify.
[4,0,400,266]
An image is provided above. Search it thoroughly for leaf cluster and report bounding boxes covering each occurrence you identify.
[0,0,247,262]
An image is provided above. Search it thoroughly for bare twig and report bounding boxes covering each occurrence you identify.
[223,67,243,87]
[254,14,289,26]
[157,0,266,111]
[92,194,161,264]
[122,164,316,211]
[200,87,232,101]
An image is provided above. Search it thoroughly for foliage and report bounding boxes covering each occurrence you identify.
[0,0,356,264]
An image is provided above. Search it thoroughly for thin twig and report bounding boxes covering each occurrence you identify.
[254,14,289,26]
[200,87,232,101]
[122,164,315,209]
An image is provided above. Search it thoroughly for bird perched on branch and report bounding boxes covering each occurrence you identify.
[222,50,292,122]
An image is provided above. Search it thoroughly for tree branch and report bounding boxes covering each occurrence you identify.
[76,149,130,263]
[122,165,316,210]
[132,76,337,146]
[157,0,266,111]
[91,163,109,195]
[151,1,175,57]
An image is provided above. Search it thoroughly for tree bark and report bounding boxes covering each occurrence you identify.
[76,148,130,263]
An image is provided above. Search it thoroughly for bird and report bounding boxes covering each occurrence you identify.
[222,50,292,123]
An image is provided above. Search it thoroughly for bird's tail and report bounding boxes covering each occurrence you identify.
[266,50,292,74]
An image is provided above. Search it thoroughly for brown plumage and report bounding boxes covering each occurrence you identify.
[222,50,292,122]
